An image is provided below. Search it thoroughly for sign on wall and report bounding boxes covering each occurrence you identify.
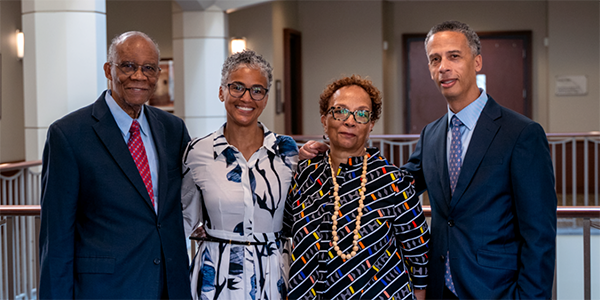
[555,75,587,96]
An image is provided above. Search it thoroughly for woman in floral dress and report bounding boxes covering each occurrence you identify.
[181,50,298,300]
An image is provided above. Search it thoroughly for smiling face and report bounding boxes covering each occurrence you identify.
[220,66,269,128]
[321,85,374,156]
[426,30,482,112]
[103,35,160,118]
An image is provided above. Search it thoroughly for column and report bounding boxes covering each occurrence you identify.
[22,0,106,161]
[172,4,227,139]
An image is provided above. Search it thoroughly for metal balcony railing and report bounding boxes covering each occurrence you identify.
[1,132,599,299]
[1,205,599,300]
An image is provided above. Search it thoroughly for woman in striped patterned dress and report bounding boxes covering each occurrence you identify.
[284,75,430,300]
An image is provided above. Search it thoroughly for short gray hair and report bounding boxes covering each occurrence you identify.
[425,21,481,56]
[220,50,273,90]
[107,31,160,63]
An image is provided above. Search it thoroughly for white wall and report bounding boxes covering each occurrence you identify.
[228,1,301,135]
[298,0,384,135]
[382,0,398,134]
[548,1,600,133]
[228,2,277,132]
[0,0,25,163]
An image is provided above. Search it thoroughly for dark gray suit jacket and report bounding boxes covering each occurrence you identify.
[39,91,192,299]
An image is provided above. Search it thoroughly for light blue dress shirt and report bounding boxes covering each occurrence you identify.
[446,89,488,170]
[105,91,159,213]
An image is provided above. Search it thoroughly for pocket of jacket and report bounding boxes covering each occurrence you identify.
[477,249,518,271]
[75,257,115,274]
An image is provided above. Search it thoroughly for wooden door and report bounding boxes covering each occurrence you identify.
[403,31,532,134]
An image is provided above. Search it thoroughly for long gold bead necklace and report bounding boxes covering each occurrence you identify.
[328,150,368,260]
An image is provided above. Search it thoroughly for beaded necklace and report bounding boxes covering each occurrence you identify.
[328,150,368,260]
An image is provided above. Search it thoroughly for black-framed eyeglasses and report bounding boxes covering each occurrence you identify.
[112,62,161,78]
[327,106,372,124]
[227,82,269,101]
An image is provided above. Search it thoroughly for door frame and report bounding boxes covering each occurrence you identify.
[284,28,303,135]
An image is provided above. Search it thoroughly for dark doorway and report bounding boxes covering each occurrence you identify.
[403,31,532,134]
[284,28,303,135]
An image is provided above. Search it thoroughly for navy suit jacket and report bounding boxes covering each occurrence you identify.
[39,91,192,299]
[403,96,557,299]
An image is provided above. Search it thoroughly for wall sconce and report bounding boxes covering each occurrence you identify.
[16,30,24,60]
[230,38,246,54]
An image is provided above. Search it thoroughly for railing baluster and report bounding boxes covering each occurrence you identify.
[551,143,557,191]
[572,138,577,206]
[6,216,14,300]
[562,143,567,206]
[595,141,599,206]
[1,218,6,299]
[583,218,590,300]
[584,138,589,206]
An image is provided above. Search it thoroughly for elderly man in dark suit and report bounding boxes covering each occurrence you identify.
[39,31,191,299]
[402,21,557,299]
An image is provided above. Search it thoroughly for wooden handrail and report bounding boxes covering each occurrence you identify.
[0,205,42,216]
[289,132,600,141]
[0,160,42,172]
[2,205,599,218]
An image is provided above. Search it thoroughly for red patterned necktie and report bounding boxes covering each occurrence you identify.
[127,120,155,209]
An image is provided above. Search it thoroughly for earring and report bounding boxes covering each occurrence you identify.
[322,133,329,141]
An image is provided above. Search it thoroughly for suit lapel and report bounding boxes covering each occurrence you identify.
[450,97,501,209]
[145,107,168,219]
[428,115,452,213]
[91,94,156,212]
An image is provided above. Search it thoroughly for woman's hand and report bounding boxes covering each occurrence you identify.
[299,140,329,160]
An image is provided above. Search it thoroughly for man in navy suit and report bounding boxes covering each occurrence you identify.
[39,31,191,299]
[402,21,557,299]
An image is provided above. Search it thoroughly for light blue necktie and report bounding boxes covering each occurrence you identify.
[445,115,462,295]
[449,115,463,195]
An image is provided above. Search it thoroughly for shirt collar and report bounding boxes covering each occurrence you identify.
[447,88,488,131]
[105,90,151,138]
[212,122,278,159]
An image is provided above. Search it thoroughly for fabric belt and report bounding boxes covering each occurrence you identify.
[190,234,283,246]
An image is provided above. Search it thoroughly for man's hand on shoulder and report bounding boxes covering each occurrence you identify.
[414,289,426,300]
[299,140,329,160]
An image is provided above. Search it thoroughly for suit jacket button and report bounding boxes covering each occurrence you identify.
[448,220,455,227]
[154,258,161,265]
[440,255,445,261]
[157,223,162,229]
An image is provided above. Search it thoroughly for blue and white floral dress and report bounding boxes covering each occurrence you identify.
[182,123,298,300]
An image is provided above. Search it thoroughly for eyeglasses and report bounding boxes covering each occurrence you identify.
[113,62,161,78]
[327,106,372,124]
[227,83,269,101]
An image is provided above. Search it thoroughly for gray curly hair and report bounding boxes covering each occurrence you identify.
[220,49,273,90]
[107,31,160,64]
[425,20,481,57]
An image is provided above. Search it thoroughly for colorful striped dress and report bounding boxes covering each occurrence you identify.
[284,148,430,299]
